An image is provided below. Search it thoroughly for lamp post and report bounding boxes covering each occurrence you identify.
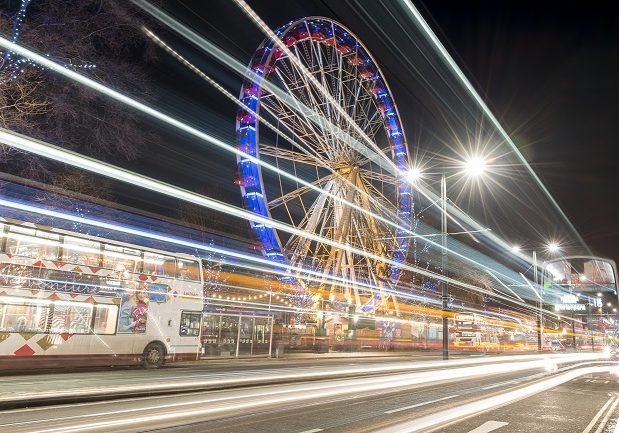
[407,156,487,360]
[512,242,560,352]
[441,174,448,361]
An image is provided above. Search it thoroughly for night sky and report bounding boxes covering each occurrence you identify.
[151,1,619,265]
[419,0,619,263]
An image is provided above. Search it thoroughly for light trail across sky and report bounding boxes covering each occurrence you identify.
[125,2,566,299]
[0,124,547,314]
[0,33,491,284]
[397,0,589,252]
[0,23,577,310]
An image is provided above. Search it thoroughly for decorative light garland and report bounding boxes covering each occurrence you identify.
[1,0,96,83]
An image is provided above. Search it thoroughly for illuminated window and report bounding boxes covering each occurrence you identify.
[102,244,140,273]
[92,304,118,335]
[180,311,202,336]
[62,236,101,267]
[0,299,117,335]
[143,252,176,278]
[0,302,49,333]
[177,259,200,282]
[49,303,93,334]
[6,226,60,260]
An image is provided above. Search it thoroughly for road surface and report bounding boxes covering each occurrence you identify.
[0,353,615,433]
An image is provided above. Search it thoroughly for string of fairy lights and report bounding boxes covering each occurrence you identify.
[0,0,96,83]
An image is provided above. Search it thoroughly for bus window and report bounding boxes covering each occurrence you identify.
[143,252,176,278]
[180,311,202,336]
[63,237,101,267]
[103,245,140,273]
[177,259,200,282]
[92,304,118,335]
[49,303,93,334]
[6,226,60,260]
[0,300,49,333]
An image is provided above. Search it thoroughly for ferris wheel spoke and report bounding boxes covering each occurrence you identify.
[357,168,397,183]
[350,216,386,309]
[289,45,340,145]
[260,96,329,159]
[319,172,358,291]
[288,186,335,272]
[271,69,338,160]
[345,248,362,306]
[259,143,330,168]
[358,176,401,223]
[268,173,335,209]
[313,40,340,155]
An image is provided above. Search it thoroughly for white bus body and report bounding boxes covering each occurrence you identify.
[0,219,204,369]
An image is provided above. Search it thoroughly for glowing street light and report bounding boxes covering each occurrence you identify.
[403,157,489,361]
[405,166,422,183]
[511,245,521,253]
[463,156,487,177]
[547,243,560,253]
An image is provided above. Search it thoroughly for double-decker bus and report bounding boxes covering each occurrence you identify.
[0,218,204,369]
[453,313,500,350]
[453,312,534,351]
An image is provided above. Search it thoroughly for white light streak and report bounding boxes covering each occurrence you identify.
[0,128,535,309]
[377,365,614,433]
[398,0,588,251]
[2,355,610,433]
[519,272,543,301]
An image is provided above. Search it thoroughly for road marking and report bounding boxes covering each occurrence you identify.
[385,394,459,414]
[482,380,517,390]
[594,396,619,433]
[582,395,617,433]
[466,421,509,433]
[375,365,614,433]
[298,429,323,433]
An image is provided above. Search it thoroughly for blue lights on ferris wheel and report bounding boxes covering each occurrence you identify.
[236,17,413,294]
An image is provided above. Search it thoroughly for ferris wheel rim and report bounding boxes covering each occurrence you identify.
[236,16,413,309]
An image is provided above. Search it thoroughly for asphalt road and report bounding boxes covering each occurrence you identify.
[0,352,563,408]
[0,354,615,433]
[438,372,619,433]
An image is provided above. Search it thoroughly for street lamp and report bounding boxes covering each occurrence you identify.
[407,156,487,360]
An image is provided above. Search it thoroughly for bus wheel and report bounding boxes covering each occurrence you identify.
[143,343,164,368]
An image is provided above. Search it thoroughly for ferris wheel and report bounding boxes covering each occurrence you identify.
[236,17,412,314]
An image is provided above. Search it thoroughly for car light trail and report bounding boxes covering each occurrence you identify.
[143,27,405,227]
[1,355,611,433]
[0,35,499,293]
[0,128,542,312]
[0,24,558,314]
[376,364,615,433]
[0,29,579,310]
[126,2,563,307]
[0,353,607,406]
[230,0,398,174]
[0,195,438,308]
[132,0,394,175]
